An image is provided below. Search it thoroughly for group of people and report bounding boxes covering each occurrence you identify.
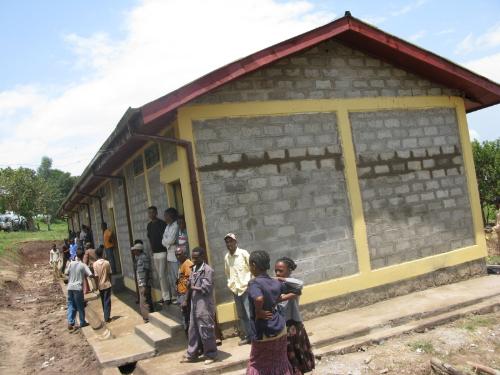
[52,205,314,374]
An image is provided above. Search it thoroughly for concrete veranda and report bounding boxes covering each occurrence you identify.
[74,275,500,374]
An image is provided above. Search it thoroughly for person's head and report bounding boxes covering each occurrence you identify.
[131,243,144,257]
[164,207,178,224]
[101,222,107,230]
[191,247,205,266]
[148,206,158,221]
[178,215,186,231]
[175,247,187,263]
[224,233,238,254]
[85,242,91,250]
[96,246,104,259]
[249,250,270,277]
[81,225,87,232]
[275,256,297,278]
[62,245,68,251]
[134,239,143,245]
[51,244,56,250]
[76,248,85,260]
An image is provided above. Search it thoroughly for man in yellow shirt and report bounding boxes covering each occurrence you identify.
[175,247,193,335]
[102,222,117,274]
[224,233,252,345]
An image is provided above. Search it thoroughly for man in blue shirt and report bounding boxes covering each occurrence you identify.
[69,238,78,260]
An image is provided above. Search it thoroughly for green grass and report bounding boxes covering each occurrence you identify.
[0,221,68,256]
[407,340,435,354]
[487,255,500,265]
[460,315,496,332]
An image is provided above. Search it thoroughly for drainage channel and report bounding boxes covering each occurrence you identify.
[118,362,137,374]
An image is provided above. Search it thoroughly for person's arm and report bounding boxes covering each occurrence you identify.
[65,262,71,276]
[161,223,178,248]
[84,264,94,278]
[224,256,229,279]
[254,296,273,320]
[191,266,213,295]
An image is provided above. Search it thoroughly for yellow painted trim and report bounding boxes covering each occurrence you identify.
[177,95,487,324]
[455,102,488,255]
[337,109,371,274]
[217,244,484,322]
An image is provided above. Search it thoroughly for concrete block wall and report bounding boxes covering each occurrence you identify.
[147,165,168,215]
[193,39,459,104]
[111,179,133,279]
[349,108,475,269]
[193,113,358,303]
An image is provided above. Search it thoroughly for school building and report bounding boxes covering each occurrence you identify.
[59,13,500,329]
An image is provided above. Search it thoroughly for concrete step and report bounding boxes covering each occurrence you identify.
[148,312,184,336]
[314,294,500,357]
[91,334,155,368]
[135,323,172,350]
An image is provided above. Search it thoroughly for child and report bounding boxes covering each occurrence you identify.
[49,244,61,277]
[93,246,113,323]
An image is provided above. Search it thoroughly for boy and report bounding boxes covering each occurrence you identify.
[49,244,61,277]
[93,246,113,323]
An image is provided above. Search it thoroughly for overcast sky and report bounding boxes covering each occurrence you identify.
[0,0,499,176]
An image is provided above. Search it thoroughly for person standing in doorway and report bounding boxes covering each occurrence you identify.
[177,215,189,257]
[180,247,218,365]
[146,206,168,304]
[175,247,193,336]
[93,246,113,323]
[65,248,93,331]
[224,233,252,345]
[102,222,117,274]
[162,207,179,305]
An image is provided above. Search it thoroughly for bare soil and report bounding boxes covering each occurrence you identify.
[313,310,500,375]
[0,241,99,375]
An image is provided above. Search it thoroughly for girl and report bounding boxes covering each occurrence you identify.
[275,257,315,375]
[246,250,293,375]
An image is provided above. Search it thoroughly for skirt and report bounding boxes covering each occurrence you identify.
[246,333,293,375]
[286,320,315,374]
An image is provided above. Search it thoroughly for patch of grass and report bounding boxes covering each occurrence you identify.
[407,340,435,354]
[460,315,496,331]
[0,221,67,256]
[487,255,500,265]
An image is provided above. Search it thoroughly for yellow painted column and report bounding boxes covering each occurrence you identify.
[336,109,372,274]
[454,100,488,255]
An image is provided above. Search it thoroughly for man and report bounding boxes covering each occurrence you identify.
[224,233,252,345]
[175,247,193,335]
[49,244,61,277]
[60,244,70,274]
[69,238,78,260]
[79,226,87,249]
[93,246,113,323]
[180,247,217,365]
[83,242,97,293]
[65,248,93,330]
[146,206,168,304]
[102,222,117,274]
[132,242,153,322]
[162,207,179,304]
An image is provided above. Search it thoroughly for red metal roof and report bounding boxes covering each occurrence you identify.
[141,13,500,125]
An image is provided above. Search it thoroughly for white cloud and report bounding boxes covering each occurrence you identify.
[469,128,480,141]
[455,24,500,55]
[463,51,500,83]
[0,0,334,175]
[390,0,427,17]
[408,30,426,42]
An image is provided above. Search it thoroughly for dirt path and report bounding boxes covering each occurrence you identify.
[313,310,500,374]
[0,241,99,375]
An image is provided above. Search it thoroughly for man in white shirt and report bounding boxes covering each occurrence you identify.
[162,207,179,304]
[224,233,252,345]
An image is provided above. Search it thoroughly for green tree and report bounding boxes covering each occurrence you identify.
[0,167,42,229]
[471,138,500,225]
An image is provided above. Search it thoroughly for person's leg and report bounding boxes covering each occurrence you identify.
[67,291,77,326]
[186,307,201,358]
[74,290,87,326]
[103,287,112,322]
[105,248,117,274]
[153,253,169,301]
[166,261,178,301]
[138,286,150,321]
[198,312,218,359]
[233,292,251,341]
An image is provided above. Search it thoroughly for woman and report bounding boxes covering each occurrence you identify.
[246,250,293,375]
[275,257,315,374]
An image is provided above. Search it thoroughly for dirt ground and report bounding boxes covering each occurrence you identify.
[313,310,500,375]
[0,241,99,375]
